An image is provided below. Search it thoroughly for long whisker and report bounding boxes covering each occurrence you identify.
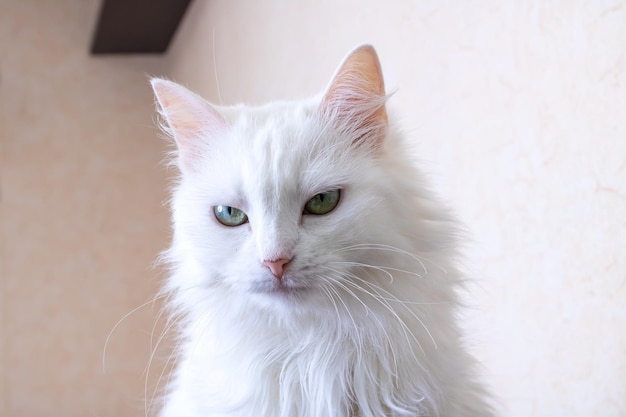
[327,269,426,354]
[145,312,183,417]
[324,250,437,351]
[316,275,361,344]
[320,279,367,358]
[329,260,424,282]
[319,264,438,370]
[336,243,451,277]
[335,243,430,275]
[337,278,404,377]
[346,271,438,351]
[103,293,168,373]
[332,262,444,309]
[318,282,342,324]
[320,271,401,377]
[144,284,214,417]
[144,298,172,417]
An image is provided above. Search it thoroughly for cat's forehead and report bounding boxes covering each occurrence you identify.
[211,101,350,202]
[224,102,325,165]
[227,101,316,136]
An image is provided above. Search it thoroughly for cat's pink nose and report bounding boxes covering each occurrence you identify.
[262,258,292,280]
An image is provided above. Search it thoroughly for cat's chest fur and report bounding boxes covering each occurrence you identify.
[164,296,442,417]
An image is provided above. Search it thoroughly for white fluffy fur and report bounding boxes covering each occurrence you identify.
[152,45,492,417]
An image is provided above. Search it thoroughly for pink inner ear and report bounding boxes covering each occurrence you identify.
[151,78,228,171]
[320,45,388,143]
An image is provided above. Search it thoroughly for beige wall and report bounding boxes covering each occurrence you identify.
[165,0,626,416]
[2,0,625,416]
[2,0,171,415]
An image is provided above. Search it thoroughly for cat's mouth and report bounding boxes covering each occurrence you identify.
[249,279,309,297]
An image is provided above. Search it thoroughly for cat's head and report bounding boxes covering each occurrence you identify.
[153,46,431,317]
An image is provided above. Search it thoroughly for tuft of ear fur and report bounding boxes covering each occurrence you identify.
[320,45,388,150]
[151,78,227,172]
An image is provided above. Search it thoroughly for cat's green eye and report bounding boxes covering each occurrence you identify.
[214,205,248,227]
[304,190,341,215]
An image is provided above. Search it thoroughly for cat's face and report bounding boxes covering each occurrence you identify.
[154,45,395,314]
[174,103,393,312]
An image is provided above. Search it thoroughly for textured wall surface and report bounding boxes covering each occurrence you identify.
[2,0,625,416]
[165,1,626,416]
[1,0,171,415]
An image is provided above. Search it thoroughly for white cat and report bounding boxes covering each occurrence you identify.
[151,45,492,417]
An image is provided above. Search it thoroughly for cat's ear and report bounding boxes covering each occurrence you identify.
[320,45,388,150]
[151,78,227,172]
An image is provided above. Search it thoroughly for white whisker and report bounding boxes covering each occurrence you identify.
[346,273,438,351]
[103,294,166,373]
[320,266,427,362]
[329,260,424,281]
[320,270,401,378]
[145,313,181,417]
[335,243,430,275]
